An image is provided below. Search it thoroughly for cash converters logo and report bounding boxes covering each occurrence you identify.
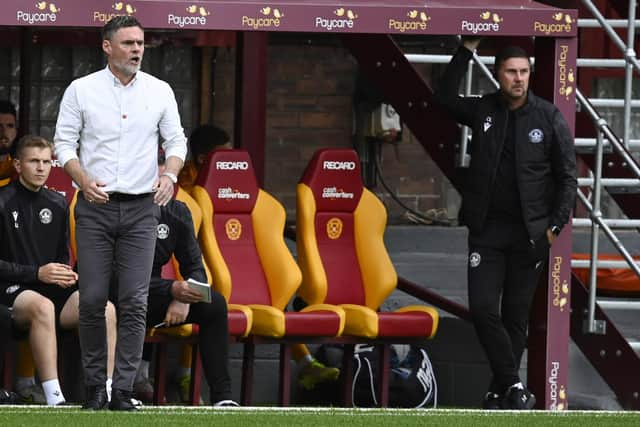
[551,256,569,311]
[315,7,358,31]
[389,9,431,33]
[534,12,573,35]
[242,6,284,29]
[16,2,61,25]
[93,2,137,23]
[461,10,502,34]
[168,4,211,27]
[558,45,575,100]
[217,187,250,201]
[322,187,354,200]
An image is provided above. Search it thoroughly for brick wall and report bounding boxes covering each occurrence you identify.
[210,40,458,224]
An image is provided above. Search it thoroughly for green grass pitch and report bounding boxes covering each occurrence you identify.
[1,407,639,426]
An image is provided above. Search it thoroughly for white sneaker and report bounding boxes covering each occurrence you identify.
[213,399,239,407]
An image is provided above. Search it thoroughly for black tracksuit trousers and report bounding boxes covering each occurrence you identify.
[467,219,549,394]
[146,291,231,403]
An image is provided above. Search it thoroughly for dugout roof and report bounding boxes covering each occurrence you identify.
[3,0,576,37]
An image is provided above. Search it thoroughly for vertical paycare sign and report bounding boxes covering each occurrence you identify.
[544,36,577,411]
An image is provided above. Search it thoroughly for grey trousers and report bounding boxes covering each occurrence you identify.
[75,192,159,391]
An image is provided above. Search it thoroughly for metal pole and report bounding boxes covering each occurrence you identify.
[580,0,640,72]
[586,130,604,334]
[577,89,640,178]
[579,18,640,28]
[577,191,640,277]
[622,0,638,149]
[458,59,474,167]
[471,51,499,89]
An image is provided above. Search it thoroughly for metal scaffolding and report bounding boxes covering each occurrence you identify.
[405,0,639,340]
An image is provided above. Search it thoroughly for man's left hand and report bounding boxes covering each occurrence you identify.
[153,175,175,206]
[546,228,556,246]
[164,300,190,326]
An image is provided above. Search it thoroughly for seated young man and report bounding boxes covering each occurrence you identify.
[0,135,116,406]
[131,151,237,406]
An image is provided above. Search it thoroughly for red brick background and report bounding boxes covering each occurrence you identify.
[210,42,457,224]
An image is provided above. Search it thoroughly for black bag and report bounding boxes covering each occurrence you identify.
[313,343,437,408]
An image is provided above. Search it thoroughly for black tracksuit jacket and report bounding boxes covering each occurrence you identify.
[148,199,207,298]
[0,180,70,290]
[435,46,577,241]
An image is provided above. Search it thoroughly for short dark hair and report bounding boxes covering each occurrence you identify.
[0,100,17,118]
[189,125,230,159]
[14,135,53,159]
[102,16,144,41]
[494,45,531,73]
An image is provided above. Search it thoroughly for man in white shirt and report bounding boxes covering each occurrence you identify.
[54,15,187,411]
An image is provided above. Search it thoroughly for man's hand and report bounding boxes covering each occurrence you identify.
[164,300,190,326]
[546,228,556,246]
[461,36,483,52]
[37,263,78,288]
[81,178,109,204]
[153,175,175,206]
[170,280,204,304]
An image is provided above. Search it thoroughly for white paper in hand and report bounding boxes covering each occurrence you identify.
[187,278,212,303]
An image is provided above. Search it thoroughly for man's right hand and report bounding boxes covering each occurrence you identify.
[81,178,109,204]
[170,280,204,304]
[64,159,109,204]
[37,263,78,287]
[461,36,483,52]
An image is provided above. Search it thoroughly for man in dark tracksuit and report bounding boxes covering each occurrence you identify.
[435,39,577,409]
[0,135,80,406]
[143,198,235,406]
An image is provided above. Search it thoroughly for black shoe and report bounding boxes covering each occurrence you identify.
[481,392,503,410]
[0,389,20,405]
[109,388,139,411]
[503,386,536,410]
[82,385,108,410]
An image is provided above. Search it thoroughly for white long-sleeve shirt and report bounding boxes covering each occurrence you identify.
[54,66,187,194]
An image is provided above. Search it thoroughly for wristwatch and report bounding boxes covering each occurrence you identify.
[161,171,178,184]
[550,225,561,236]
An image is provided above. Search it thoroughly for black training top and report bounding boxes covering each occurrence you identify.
[148,199,207,298]
[0,180,69,290]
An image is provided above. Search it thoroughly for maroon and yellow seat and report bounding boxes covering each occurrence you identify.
[296,148,438,339]
[191,149,345,405]
[145,186,252,405]
[192,149,344,339]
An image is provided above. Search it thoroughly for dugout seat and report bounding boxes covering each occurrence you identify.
[45,158,76,204]
[191,149,345,405]
[296,148,438,339]
[146,186,250,406]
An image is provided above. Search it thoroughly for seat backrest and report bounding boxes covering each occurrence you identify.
[45,158,76,204]
[173,186,212,283]
[46,158,77,264]
[297,148,397,309]
[194,149,300,309]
